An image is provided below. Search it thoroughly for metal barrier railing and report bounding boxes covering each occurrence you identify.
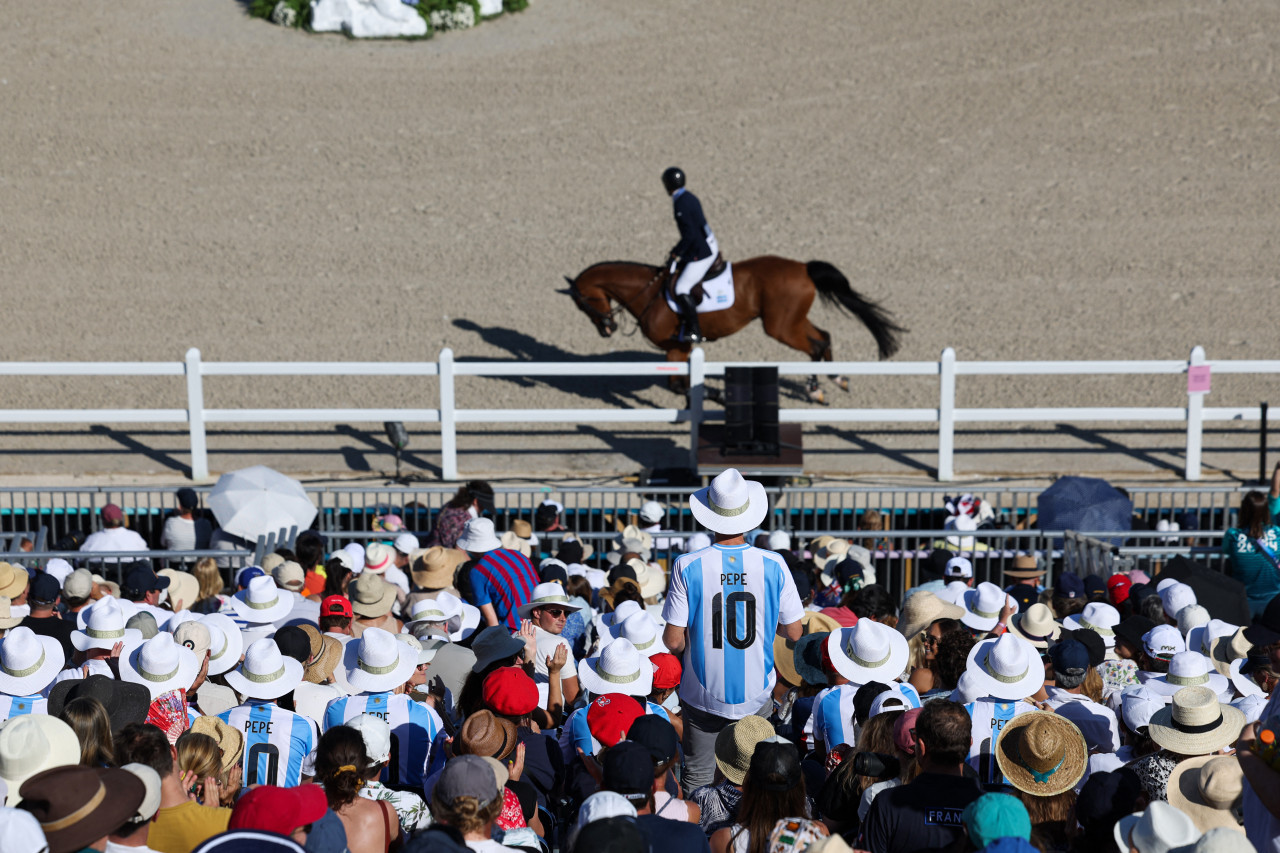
[11,549,257,590]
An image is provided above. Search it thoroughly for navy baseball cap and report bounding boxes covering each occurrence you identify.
[1055,572,1085,600]
[1083,575,1107,601]
[29,572,61,604]
[602,741,653,804]
[790,569,811,601]
[627,714,678,765]
[1048,638,1090,674]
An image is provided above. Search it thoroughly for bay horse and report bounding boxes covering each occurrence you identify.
[564,256,905,401]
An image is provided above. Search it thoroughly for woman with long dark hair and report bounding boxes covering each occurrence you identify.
[1222,474,1280,617]
[316,725,400,853]
[710,741,826,853]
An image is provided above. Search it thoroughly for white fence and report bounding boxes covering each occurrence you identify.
[0,346,1276,482]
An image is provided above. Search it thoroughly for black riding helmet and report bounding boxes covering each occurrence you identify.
[661,166,685,194]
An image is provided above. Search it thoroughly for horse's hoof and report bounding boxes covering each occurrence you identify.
[808,389,826,405]
[835,376,850,392]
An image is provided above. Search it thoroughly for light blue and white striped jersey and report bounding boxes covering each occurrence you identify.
[323,692,443,789]
[218,699,318,788]
[810,681,922,749]
[663,543,803,718]
[0,694,47,723]
[964,699,1036,787]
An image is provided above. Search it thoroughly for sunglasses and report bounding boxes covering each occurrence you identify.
[540,608,569,618]
[920,632,940,646]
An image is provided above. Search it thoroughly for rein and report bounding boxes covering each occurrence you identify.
[571,265,667,337]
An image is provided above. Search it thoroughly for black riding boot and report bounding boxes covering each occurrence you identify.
[676,293,706,343]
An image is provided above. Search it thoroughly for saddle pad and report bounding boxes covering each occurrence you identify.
[665,262,735,315]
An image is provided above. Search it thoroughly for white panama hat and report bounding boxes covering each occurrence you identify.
[578,638,653,697]
[1113,800,1202,853]
[0,627,64,697]
[1148,651,1230,697]
[604,610,668,657]
[1187,619,1237,663]
[960,582,1013,632]
[118,632,200,700]
[965,633,1045,702]
[70,599,143,653]
[938,580,971,606]
[230,575,293,624]
[405,594,464,639]
[826,619,909,685]
[0,715,80,806]
[225,637,306,701]
[341,627,416,694]
[601,600,643,631]
[199,612,245,677]
[1228,657,1264,698]
[456,518,503,553]
[517,582,583,620]
[1063,602,1121,648]
[1120,685,1168,733]
[689,469,769,536]
[76,595,139,630]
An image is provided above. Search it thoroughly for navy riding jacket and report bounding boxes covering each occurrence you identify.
[671,188,713,262]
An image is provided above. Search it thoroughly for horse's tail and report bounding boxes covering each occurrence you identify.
[807,260,906,360]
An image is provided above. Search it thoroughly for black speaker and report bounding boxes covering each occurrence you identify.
[724,366,755,446]
[752,367,780,454]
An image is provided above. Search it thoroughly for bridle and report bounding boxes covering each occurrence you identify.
[569,266,668,338]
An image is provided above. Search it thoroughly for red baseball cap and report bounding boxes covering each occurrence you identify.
[321,595,353,618]
[482,666,539,717]
[650,652,682,690]
[229,784,327,835]
[587,694,644,749]
[1107,574,1132,606]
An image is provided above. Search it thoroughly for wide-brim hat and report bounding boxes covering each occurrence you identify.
[579,639,654,697]
[158,569,200,612]
[965,634,1045,701]
[994,711,1088,797]
[517,582,584,620]
[1167,754,1246,833]
[689,469,769,535]
[0,715,81,806]
[1228,657,1264,698]
[1007,603,1062,650]
[1208,628,1252,678]
[348,572,397,619]
[342,628,416,694]
[961,582,1014,633]
[305,635,344,685]
[0,563,28,600]
[225,638,306,701]
[0,628,65,697]
[826,620,909,684]
[1004,555,1044,580]
[200,613,245,677]
[75,595,139,631]
[0,599,20,631]
[404,596,463,637]
[632,559,666,599]
[230,576,293,624]
[411,547,467,589]
[470,626,527,673]
[603,611,668,658]
[1113,802,1202,853]
[600,600,644,631]
[456,518,503,553]
[1062,602,1121,649]
[1148,685,1245,755]
[713,716,775,785]
[118,633,200,700]
[69,599,143,653]
[47,674,151,734]
[19,765,145,852]
[1146,651,1231,697]
[898,590,965,640]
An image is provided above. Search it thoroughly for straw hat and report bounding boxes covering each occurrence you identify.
[500,531,533,559]
[961,582,1014,633]
[898,590,965,640]
[0,715,80,805]
[230,575,292,624]
[775,612,841,686]
[713,715,775,785]
[579,639,653,697]
[0,627,65,697]
[1007,603,1062,649]
[603,611,668,658]
[995,711,1088,797]
[1062,602,1120,648]
[226,638,305,700]
[517,582,583,620]
[690,469,769,536]
[411,547,467,590]
[630,558,666,599]
[118,632,200,700]
[190,715,245,774]
[0,564,27,600]
[1113,801,1203,853]
[1148,686,1245,755]
[965,634,1045,701]
[456,518,503,553]
[0,598,19,631]
[1148,652,1231,698]
[348,571,396,619]
[1207,628,1252,678]
[70,599,143,653]
[1004,555,1044,580]
[341,627,416,694]
[305,635,344,685]
[362,543,393,576]
[1167,755,1245,833]
[827,620,909,684]
[815,539,852,583]
[199,613,244,677]
[158,569,200,611]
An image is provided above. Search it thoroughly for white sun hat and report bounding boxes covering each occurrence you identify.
[75,595,139,630]
[404,595,464,639]
[456,518,503,554]
[938,580,971,606]
[342,543,366,573]
[1062,602,1121,648]
[1148,651,1230,697]
[579,638,654,697]
[118,632,200,700]
[0,715,80,806]
[604,611,668,658]
[689,469,769,536]
[1121,686,1168,733]
[342,627,416,695]
[1228,657,1264,699]
[960,581,1013,632]
[826,619,909,685]
[70,599,143,653]
[1113,800,1202,853]
[1176,605,1211,639]
[199,613,245,677]
[600,600,643,631]
[364,543,395,575]
[517,582,583,620]
[393,533,420,556]
[0,627,65,697]
[1187,619,1237,662]
[230,575,293,624]
[965,633,1045,702]
[639,501,665,525]
[226,637,306,700]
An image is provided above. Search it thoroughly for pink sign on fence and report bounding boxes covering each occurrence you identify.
[1187,364,1211,394]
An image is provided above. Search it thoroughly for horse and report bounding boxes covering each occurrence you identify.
[563,256,906,402]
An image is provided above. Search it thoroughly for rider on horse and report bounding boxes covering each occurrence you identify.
[663,166,719,344]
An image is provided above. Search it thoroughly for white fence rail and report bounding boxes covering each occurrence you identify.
[0,346,1276,482]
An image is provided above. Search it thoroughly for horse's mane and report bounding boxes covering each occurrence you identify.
[573,260,658,280]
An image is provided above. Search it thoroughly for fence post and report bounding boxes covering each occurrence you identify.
[938,347,957,481]
[688,347,706,469]
[1185,345,1206,481]
[185,348,209,481]
[440,348,458,481]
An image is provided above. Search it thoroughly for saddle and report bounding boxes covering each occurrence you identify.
[664,252,726,302]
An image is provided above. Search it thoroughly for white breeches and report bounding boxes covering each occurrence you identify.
[671,233,720,297]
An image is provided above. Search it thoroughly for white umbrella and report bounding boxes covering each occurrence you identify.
[208,465,317,542]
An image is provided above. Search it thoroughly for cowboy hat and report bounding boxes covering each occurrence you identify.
[1063,602,1121,648]
[19,765,145,853]
[960,582,1015,633]
[965,634,1045,702]
[190,715,246,774]
[229,575,293,624]
[411,546,467,590]
[603,611,668,658]
[579,639,653,697]
[452,709,519,761]
[0,627,65,697]
[898,590,965,640]
[1148,686,1244,755]
[118,632,200,700]
[1167,755,1245,834]
[158,569,200,611]
[226,638,306,701]
[0,715,80,806]
[995,711,1088,797]
[826,620,909,685]
[47,675,150,735]
[1007,603,1062,650]
[1147,652,1231,698]
[341,628,416,695]
[517,582,584,620]
[456,518,503,554]
[199,613,245,677]
[347,571,397,619]
[689,469,769,536]
[69,599,143,653]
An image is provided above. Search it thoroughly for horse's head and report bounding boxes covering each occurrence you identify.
[562,275,617,338]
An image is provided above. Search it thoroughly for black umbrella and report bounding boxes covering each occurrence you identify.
[1159,555,1250,625]
[1037,476,1132,547]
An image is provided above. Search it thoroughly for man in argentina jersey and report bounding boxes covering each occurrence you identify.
[323,627,443,789]
[960,633,1044,787]
[662,469,804,788]
[0,626,66,723]
[220,637,317,788]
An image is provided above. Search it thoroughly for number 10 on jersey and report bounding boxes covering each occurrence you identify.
[710,591,757,650]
